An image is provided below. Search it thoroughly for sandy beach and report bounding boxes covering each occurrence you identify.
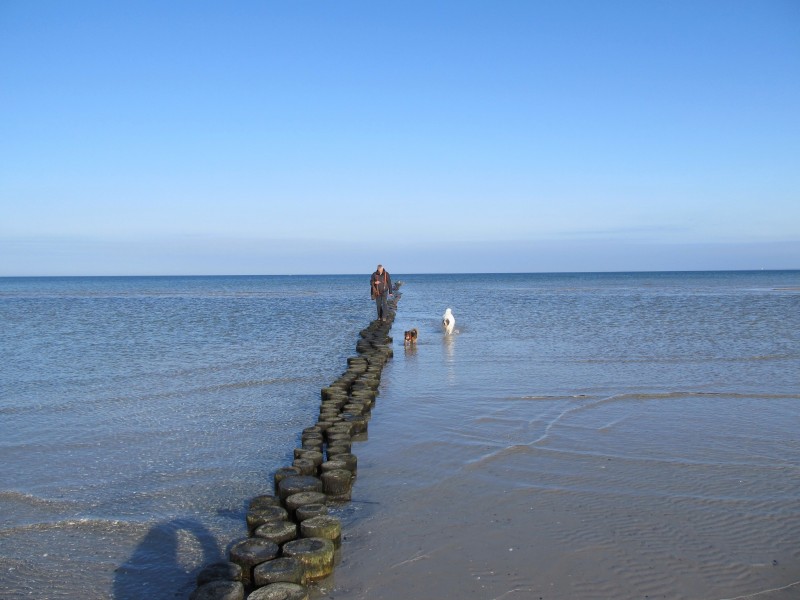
[322,353,800,599]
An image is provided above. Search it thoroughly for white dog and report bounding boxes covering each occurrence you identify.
[442,308,455,335]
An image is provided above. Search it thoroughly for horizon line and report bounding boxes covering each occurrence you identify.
[2,268,799,279]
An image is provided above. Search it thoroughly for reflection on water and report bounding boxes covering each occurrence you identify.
[443,332,457,385]
[402,343,418,357]
[443,332,456,361]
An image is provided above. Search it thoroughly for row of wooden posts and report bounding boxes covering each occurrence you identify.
[189,284,402,600]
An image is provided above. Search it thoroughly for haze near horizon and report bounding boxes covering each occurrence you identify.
[1,1,798,276]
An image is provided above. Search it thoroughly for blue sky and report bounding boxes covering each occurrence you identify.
[1,1,798,275]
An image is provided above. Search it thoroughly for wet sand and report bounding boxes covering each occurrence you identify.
[322,351,800,599]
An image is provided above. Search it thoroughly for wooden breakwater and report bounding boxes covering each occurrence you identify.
[188,284,402,600]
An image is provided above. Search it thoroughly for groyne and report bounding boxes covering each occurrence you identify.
[188,284,402,600]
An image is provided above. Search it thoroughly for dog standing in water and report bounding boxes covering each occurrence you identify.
[442,308,455,335]
[404,328,418,345]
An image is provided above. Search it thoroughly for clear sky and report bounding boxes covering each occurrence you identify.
[1,1,798,275]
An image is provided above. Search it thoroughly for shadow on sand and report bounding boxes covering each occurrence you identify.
[113,518,223,600]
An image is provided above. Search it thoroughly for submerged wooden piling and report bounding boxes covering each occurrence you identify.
[188,282,403,599]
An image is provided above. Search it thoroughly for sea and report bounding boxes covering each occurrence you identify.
[1,271,799,600]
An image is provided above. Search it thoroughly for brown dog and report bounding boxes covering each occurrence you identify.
[404,328,418,345]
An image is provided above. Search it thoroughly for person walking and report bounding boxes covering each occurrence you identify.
[370,264,392,322]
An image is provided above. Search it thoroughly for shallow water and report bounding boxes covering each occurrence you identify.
[1,272,799,599]
[322,271,800,600]
[0,275,373,599]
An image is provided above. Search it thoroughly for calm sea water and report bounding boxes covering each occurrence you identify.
[1,272,798,599]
